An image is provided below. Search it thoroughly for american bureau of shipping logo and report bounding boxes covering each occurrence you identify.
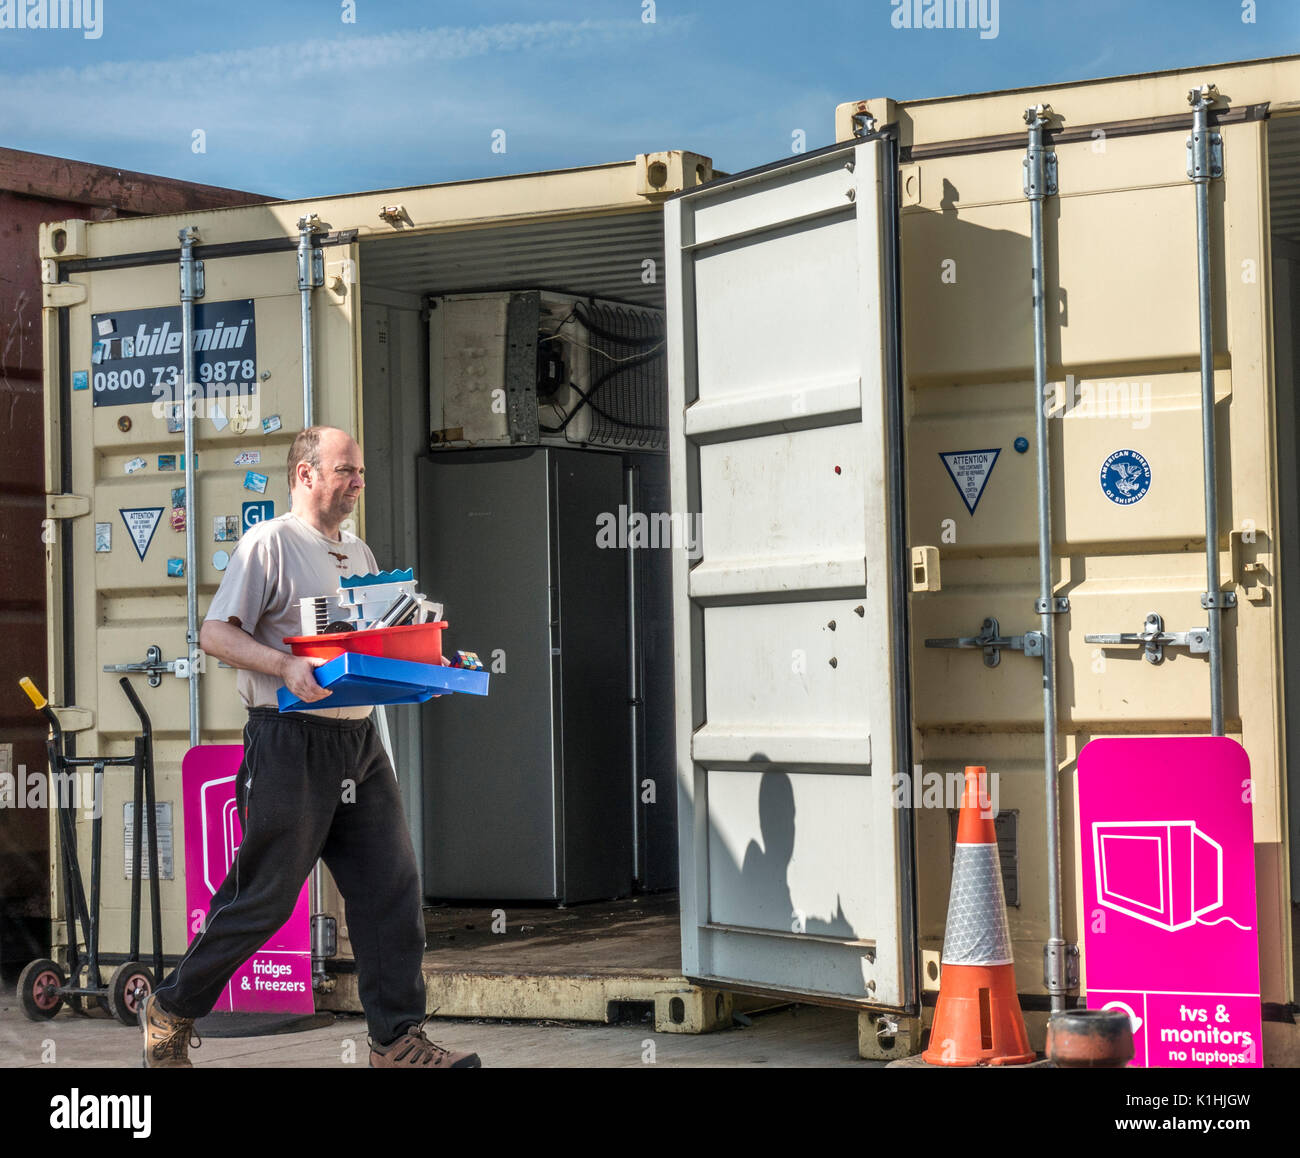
[1100,449,1152,506]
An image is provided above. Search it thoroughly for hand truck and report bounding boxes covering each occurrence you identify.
[14,675,164,1025]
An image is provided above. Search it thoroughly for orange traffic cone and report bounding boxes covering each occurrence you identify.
[922,765,1035,1067]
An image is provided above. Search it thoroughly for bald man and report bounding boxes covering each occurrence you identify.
[140,426,480,1069]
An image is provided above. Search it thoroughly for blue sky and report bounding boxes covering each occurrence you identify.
[0,0,1297,198]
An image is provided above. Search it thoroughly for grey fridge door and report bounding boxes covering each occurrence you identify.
[417,447,631,902]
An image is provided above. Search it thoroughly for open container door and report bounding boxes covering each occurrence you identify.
[40,215,361,959]
[664,133,916,1010]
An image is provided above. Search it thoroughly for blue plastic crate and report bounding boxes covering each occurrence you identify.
[277,652,490,712]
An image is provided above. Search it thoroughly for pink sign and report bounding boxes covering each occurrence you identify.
[1078,737,1261,1067]
[181,746,314,1013]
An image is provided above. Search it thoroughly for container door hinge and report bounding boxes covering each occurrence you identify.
[46,494,91,520]
[51,706,94,732]
[1186,131,1224,179]
[298,214,326,289]
[925,617,1043,668]
[1044,941,1080,993]
[1186,83,1225,180]
[42,280,86,307]
[179,226,205,299]
[1022,104,1058,198]
[103,644,206,689]
[1085,612,1211,665]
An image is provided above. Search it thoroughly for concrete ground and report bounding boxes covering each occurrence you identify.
[0,987,878,1069]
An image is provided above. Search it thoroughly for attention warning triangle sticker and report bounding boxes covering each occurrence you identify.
[939,448,1001,515]
[119,507,164,562]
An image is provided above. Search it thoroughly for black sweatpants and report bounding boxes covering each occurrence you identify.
[154,707,427,1045]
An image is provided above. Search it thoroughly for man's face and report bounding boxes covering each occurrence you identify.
[300,431,364,525]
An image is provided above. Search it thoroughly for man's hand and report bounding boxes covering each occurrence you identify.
[279,653,333,703]
[200,620,333,702]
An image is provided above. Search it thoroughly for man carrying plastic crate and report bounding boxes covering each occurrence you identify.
[140,425,481,1069]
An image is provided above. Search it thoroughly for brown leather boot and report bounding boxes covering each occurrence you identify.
[139,993,201,1068]
[369,1018,481,1068]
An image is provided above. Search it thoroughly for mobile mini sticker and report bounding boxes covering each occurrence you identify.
[234,450,260,466]
[1100,449,1152,505]
[244,471,268,494]
[124,457,147,475]
[939,449,1001,515]
[119,508,164,562]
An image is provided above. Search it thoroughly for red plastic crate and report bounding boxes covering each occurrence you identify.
[283,621,447,664]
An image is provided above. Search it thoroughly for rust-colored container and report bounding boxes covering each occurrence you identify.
[1046,1009,1136,1068]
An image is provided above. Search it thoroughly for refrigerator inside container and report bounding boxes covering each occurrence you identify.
[417,445,636,903]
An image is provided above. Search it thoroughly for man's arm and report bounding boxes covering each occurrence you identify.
[199,618,332,703]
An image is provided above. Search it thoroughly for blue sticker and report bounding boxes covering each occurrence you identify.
[1100,449,1151,505]
[243,470,268,494]
[939,448,1001,515]
[73,371,89,391]
[167,557,185,578]
[242,500,274,534]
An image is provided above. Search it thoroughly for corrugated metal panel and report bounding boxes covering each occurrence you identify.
[0,190,75,955]
[1268,114,1300,243]
[0,147,273,215]
[360,212,664,307]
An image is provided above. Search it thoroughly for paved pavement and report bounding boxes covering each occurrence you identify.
[1,986,878,1069]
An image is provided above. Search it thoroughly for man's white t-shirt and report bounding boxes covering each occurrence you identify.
[204,511,378,720]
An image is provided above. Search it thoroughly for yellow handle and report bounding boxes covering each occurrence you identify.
[19,676,47,710]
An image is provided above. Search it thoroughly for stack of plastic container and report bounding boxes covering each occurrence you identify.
[279,568,487,712]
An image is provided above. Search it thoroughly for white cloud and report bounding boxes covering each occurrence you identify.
[1,18,666,143]
[0,13,721,194]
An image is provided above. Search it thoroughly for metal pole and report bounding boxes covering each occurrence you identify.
[1024,106,1068,1014]
[178,227,203,749]
[297,213,332,985]
[1189,84,1227,737]
[297,214,322,429]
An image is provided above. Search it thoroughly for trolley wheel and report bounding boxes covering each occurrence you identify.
[107,962,155,1026]
[17,958,66,1021]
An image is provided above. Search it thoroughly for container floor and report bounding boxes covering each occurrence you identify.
[419,891,681,974]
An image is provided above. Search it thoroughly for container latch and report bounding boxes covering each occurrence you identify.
[1084,612,1212,665]
[104,644,206,689]
[924,617,1043,668]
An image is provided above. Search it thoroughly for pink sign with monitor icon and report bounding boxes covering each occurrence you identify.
[1078,737,1262,1067]
[181,745,314,1014]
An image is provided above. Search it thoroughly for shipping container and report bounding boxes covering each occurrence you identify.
[32,152,710,1033]
[30,55,1300,1063]
[0,148,269,972]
